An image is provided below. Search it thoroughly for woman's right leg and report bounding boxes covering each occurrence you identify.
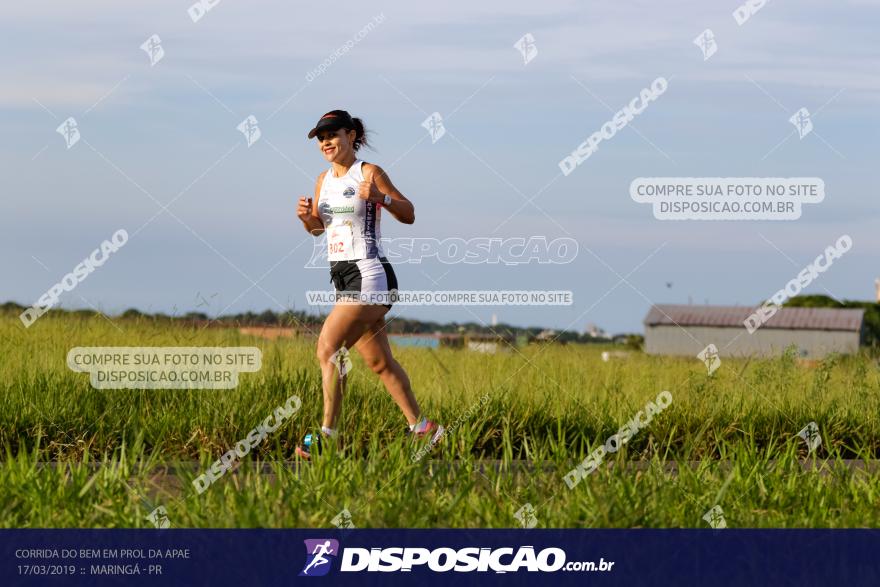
[316,302,388,429]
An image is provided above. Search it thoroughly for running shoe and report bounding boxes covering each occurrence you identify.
[294,432,322,461]
[408,419,445,445]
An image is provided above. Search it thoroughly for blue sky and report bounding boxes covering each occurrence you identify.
[2,0,878,334]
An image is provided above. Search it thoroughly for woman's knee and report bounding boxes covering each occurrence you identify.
[317,340,345,365]
[364,354,391,375]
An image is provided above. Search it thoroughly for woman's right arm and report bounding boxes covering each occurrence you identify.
[297,172,325,236]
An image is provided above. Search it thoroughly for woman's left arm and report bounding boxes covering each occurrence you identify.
[358,163,415,225]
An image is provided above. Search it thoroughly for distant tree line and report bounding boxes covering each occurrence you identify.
[12,296,873,347]
[1,301,623,344]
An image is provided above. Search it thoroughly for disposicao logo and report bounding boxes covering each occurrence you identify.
[300,539,339,577]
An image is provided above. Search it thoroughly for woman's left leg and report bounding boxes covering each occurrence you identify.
[354,316,421,425]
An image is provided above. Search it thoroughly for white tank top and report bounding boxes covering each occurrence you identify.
[318,159,384,261]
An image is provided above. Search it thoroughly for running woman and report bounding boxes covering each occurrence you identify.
[294,110,443,459]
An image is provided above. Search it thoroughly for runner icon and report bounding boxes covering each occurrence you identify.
[302,540,335,575]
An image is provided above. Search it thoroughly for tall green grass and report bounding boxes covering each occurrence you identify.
[2,313,879,527]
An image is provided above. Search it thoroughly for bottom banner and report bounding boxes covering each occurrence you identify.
[2,529,877,586]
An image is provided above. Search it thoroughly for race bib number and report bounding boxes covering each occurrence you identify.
[327,224,354,260]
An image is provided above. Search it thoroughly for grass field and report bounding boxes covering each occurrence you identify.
[3,311,880,528]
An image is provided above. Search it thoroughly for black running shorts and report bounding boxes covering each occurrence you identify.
[329,256,399,310]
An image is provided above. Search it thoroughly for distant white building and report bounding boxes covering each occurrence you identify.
[644,304,864,359]
[468,340,499,354]
[585,323,606,338]
[535,329,557,341]
[465,333,514,354]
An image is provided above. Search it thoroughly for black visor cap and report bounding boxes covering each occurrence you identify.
[307,110,355,139]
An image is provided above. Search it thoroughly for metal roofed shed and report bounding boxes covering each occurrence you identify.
[644,304,865,358]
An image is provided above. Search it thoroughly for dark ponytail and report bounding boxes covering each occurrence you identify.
[350,117,371,152]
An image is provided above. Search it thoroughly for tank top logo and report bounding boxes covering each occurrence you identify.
[319,159,383,261]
